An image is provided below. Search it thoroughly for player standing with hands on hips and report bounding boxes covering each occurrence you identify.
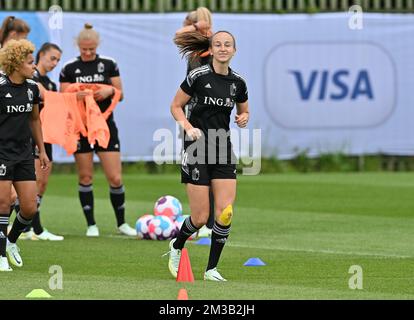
[0,39,49,271]
[166,31,249,281]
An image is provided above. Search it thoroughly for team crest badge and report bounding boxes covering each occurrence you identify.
[230,83,237,97]
[27,88,33,101]
[98,62,105,73]
[0,164,6,176]
[192,168,200,181]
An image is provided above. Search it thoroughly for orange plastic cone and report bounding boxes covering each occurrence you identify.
[176,248,194,283]
[177,288,189,300]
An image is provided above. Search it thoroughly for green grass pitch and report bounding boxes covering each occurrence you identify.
[1,172,414,299]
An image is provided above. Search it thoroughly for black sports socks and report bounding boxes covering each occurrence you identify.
[0,214,8,257]
[79,184,95,226]
[206,222,231,271]
[110,185,126,227]
[173,216,200,250]
[8,212,32,243]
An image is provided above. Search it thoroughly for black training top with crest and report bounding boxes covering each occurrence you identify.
[180,63,248,163]
[59,55,120,121]
[0,74,40,160]
[33,68,57,111]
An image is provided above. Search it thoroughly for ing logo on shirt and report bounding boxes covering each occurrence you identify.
[203,96,234,108]
[6,103,33,113]
[76,74,105,83]
[0,164,7,176]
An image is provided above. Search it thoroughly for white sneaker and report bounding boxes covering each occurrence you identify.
[86,225,99,237]
[33,229,64,241]
[19,229,34,240]
[0,256,12,272]
[118,223,137,237]
[197,225,212,238]
[165,238,181,279]
[204,267,227,281]
[6,243,23,267]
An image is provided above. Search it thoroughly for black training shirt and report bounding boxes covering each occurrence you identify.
[180,63,248,163]
[33,68,57,111]
[0,75,40,160]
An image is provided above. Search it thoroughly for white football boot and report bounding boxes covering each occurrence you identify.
[118,223,137,237]
[86,225,99,237]
[204,268,227,281]
[33,229,64,241]
[6,242,23,268]
[19,229,34,240]
[0,256,12,272]
[164,238,181,279]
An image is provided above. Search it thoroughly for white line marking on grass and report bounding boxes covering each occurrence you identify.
[226,242,413,259]
[99,235,412,259]
[101,234,138,240]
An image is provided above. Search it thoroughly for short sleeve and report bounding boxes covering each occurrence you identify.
[235,80,248,103]
[33,84,40,105]
[51,81,57,92]
[180,75,195,96]
[109,60,120,78]
[59,64,71,83]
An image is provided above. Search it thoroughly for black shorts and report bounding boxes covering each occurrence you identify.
[33,142,53,162]
[75,120,120,154]
[0,158,36,181]
[181,163,236,186]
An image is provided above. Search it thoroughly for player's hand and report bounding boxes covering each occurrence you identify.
[76,91,91,101]
[235,112,249,128]
[39,151,50,170]
[94,87,114,101]
[186,127,203,141]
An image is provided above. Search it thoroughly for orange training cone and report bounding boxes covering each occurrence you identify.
[176,248,194,283]
[177,288,189,300]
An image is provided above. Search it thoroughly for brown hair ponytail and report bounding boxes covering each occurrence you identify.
[0,16,30,47]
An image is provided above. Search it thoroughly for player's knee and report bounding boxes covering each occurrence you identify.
[190,214,208,228]
[216,204,233,226]
[0,202,10,213]
[38,187,46,195]
[37,183,47,195]
[109,176,122,188]
[79,175,93,185]
[19,204,37,218]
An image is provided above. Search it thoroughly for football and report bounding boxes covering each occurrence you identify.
[135,214,154,239]
[148,215,178,240]
[154,195,183,220]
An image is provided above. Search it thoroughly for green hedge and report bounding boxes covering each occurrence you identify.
[50,154,414,175]
[1,0,413,13]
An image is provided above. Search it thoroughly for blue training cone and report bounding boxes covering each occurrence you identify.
[244,258,266,266]
[195,238,211,246]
